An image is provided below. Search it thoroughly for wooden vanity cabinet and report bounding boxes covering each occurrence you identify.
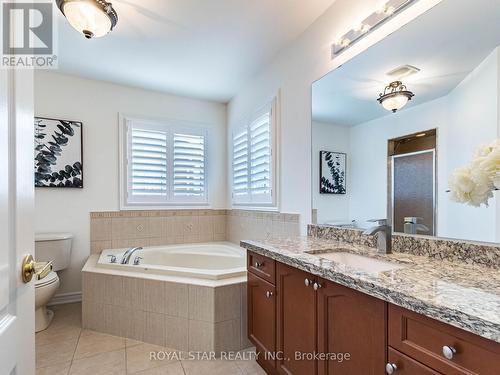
[247,251,500,375]
[248,252,388,375]
[317,279,387,375]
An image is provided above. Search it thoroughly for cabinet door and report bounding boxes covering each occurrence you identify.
[248,272,276,373]
[277,263,317,375]
[317,280,387,375]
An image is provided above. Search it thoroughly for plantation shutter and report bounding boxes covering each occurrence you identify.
[130,127,168,198]
[173,133,206,200]
[123,119,208,206]
[249,111,272,203]
[231,98,276,206]
[232,128,249,201]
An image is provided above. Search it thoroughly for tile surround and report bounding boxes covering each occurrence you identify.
[226,209,300,244]
[90,209,300,254]
[90,210,227,254]
[82,271,249,353]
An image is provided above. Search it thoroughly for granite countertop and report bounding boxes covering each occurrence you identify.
[240,236,500,343]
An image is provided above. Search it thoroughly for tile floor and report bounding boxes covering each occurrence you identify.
[36,303,266,375]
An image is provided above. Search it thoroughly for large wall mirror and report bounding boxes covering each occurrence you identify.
[311,0,500,243]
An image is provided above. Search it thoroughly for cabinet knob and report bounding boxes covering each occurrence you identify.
[442,345,456,360]
[313,282,322,291]
[254,261,263,268]
[265,291,273,298]
[304,278,312,287]
[385,363,397,374]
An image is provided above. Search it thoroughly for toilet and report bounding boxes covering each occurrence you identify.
[34,233,73,332]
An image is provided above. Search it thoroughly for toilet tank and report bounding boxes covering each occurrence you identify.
[35,233,73,271]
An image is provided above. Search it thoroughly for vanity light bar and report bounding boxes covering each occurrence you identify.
[331,0,416,57]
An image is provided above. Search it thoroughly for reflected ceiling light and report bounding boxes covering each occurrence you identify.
[332,0,415,57]
[377,81,415,113]
[56,0,118,39]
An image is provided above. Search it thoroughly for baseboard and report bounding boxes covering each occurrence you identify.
[48,291,82,306]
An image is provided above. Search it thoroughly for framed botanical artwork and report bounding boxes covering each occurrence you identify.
[34,117,83,188]
[320,151,346,194]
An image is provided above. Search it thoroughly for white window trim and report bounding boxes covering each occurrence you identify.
[119,114,210,210]
[231,94,280,210]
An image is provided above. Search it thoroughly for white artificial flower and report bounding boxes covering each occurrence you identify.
[449,167,475,203]
[448,170,492,206]
[448,140,500,208]
[469,181,493,207]
[479,146,500,180]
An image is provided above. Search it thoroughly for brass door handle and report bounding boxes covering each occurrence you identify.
[22,254,36,283]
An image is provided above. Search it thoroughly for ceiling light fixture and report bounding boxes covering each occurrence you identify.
[377,81,415,113]
[56,0,118,39]
[332,0,415,57]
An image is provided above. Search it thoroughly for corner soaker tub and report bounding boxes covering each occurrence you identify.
[97,242,246,280]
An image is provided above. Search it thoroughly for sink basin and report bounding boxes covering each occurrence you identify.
[311,252,406,275]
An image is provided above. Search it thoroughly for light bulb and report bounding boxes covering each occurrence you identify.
[61,0,114,38]
[381,94,409,112]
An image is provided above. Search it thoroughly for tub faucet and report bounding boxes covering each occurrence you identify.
[121,247,143,264]
[362,219,392,254]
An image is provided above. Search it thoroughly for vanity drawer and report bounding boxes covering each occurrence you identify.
[247,251,276,284]
[388,348,441,374]
[389,305,500,375]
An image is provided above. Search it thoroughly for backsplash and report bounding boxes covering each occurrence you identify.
[307,224,377,248]
[308,224,500,269]
[90,209,300,254]
[392,234,500,269]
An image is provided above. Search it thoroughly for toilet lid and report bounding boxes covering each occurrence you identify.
[35,271,59,288]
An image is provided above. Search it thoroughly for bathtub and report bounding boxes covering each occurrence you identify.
[97,242,246,280]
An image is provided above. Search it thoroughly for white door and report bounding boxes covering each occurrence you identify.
[0,67,35,373]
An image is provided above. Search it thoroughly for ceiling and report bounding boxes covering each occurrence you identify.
[55,0,336,103]
[312,0,500,126]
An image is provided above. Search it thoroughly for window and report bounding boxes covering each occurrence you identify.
[120,116,208,208]
[231,98,278,207]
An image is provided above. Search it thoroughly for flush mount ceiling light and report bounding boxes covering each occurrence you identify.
[332,0,415,57]
[377,81,415,113]
[56,0,118,39]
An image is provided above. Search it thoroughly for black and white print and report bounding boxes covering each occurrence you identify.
[320,151,346,194]
[34,117,83,188]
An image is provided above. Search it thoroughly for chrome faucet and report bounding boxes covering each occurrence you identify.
[120,247,143,264]
[363,219,392,254]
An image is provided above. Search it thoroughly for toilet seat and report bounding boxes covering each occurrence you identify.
[35,271,59,288]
